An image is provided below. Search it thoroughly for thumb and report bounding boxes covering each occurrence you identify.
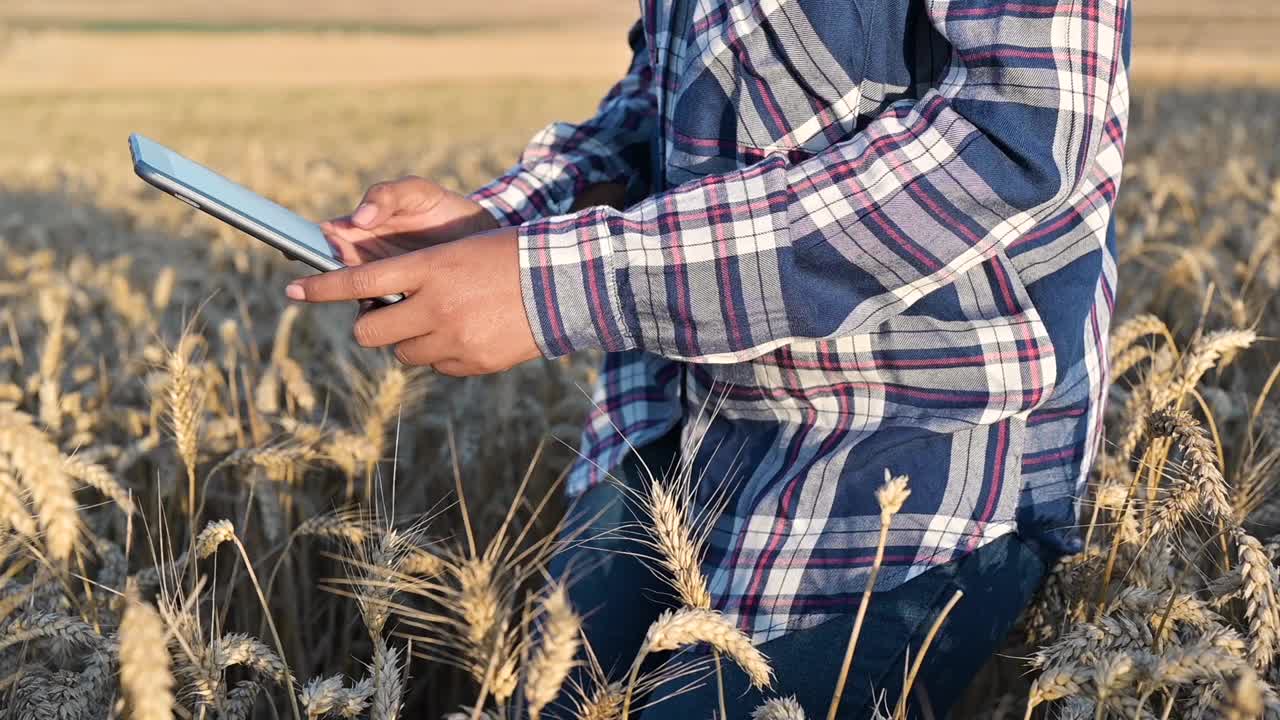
[350,202,381,228]
[350,177,441,229]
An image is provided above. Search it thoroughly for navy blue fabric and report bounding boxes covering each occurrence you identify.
[545,432,1054,719]
[640,532,1051,719]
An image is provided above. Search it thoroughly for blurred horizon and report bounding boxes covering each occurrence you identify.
[0,1,1277,95]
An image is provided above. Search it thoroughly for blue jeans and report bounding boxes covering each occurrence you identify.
[547,430,1054,719]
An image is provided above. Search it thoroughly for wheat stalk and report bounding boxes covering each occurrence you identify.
[1222,669,1266,720]
[1148,408,1234,529]
[454,555,502,655]
[279,356,317,414]
[828,470,909,720]
[0,609,106,653]
[340,678,376,718]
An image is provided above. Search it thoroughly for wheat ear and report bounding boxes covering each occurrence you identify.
[224,680,264,720]
[152,266,176,310]
[371,637,403,720]
[574,682,624,720]
[526,585,582,720]
[63,454,136,516]
[211,632,291,683]
[622,607,772,717]
[1024,666,1086,720]
[645,477,712,610]
[1234,528,1279,671]
[119,592,174,720]
[300,674,346,717]
[0,454,36,538]
[195,518,237,559]
[752,696,807,720]
[0,406,78,561]
[166,340,204,517]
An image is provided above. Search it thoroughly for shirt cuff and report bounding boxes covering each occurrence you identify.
[467,174,541,228]
[468,160,589,228]
[517,208,635,358]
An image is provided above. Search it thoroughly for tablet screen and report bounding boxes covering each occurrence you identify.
[130,134,338,262]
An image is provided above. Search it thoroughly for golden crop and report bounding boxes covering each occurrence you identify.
[0,54,1278,720]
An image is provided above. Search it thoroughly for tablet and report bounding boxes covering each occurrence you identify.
[129,133,403,306]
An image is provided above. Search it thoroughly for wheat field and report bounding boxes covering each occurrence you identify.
[1,5,1280,720]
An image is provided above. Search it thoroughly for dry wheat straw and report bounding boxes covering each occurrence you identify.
[1170,329,1255,402]
[455,556,501,653]
[0,583,34,625]
[893,589,964,720]
[37,290,67,429]
[828,470,909,720]
[642,608,771,685]
[296,510,370,545]
[1108,314,1173,362]
[119,595,174,720]
[152,266,175,310]
[401,547,444,577]
[256,365,282,414]
[300,674,375,718]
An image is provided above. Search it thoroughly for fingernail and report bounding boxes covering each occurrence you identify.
[285,283,305,301]
[351,203,376,226]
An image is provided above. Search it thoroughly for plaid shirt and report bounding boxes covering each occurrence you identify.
[472,0,1131,642]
